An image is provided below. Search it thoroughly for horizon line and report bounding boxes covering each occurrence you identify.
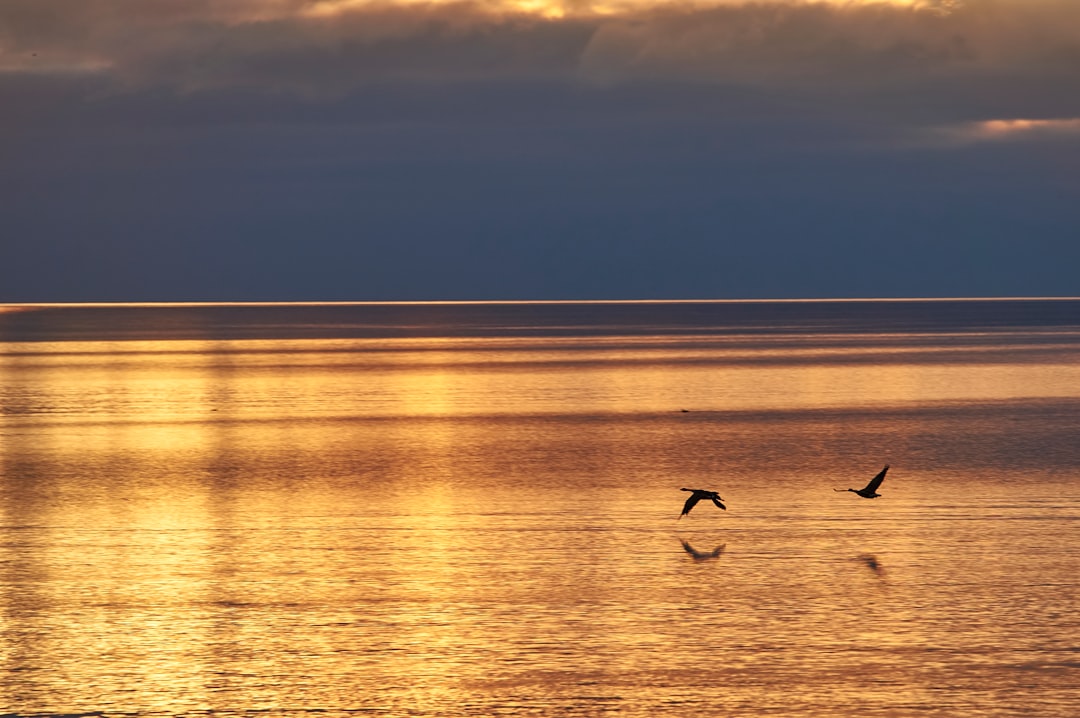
[2,296,1080,309]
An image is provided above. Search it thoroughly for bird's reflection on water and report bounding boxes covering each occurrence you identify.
[679,539,726,562]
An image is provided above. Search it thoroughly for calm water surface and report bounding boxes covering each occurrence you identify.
[0,301,1077,717]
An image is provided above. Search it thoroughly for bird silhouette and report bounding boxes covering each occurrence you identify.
[679,488,726,518]
[680,539,726,561]
[835,465,889,498]
[859,554,885,577]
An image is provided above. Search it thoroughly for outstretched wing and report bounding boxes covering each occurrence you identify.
[681,494,702,516]
[863,465,889,493]
[712,497,727,511]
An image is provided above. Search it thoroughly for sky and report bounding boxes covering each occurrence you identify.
[2,0,1079,301]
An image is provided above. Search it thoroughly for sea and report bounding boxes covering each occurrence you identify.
[0,299,1077,717]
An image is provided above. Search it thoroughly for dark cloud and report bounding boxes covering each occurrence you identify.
[2,1,1079,301]
[3,1,1079,136]
[580,1,1080,85]
[1,2,1077,87]
[1,1,592,91]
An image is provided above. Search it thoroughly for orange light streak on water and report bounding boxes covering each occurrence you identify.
[1,302,1077,716]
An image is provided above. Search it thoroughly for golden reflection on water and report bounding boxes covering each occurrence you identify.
[1,323,1079,715]
[8,335,1080,426]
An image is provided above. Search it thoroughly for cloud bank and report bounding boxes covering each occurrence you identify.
[3,1,1079,94]
[5,0,1080,147]
[2,1,1079,302]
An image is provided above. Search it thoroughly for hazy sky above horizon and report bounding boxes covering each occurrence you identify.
[2,0,1079,301]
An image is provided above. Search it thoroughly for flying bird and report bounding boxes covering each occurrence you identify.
[679,488,726,518]
[681,539,726,561]
[835,464,890,499]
